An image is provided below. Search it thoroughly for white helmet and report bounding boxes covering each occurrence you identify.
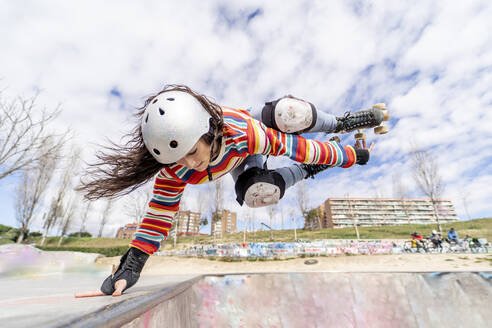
[432,230,437,235]
[141,91,211,164]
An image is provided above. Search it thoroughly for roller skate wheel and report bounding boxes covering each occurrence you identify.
[381,109,389,121]
[354,132,366,140]
[373,103,386,110]
[329,136,341,143]
[374,126,388,135]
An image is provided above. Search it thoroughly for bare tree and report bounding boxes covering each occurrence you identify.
[267,205,277,240]
[184,206,192,234]
[459,189,472,220]
[345,193,360,240]
[173,192,186,247]
[411,149,445,233]
[0,92,68,180]
[40,146,81,245]
[392,173,411,224]
[57,193,79,246]
[197,187,209,228]
[242,207,252,244]
[296,180,322,229]
[124,184,152,226]
[98,199,114,238]
[56,148,83,245]
[296,180,311,229]
[41,194,64,246]
[305,207,324,229]
[193,187,209,243]
[280,206,285,231]
[168,218,177,246]
[290,208,298,241]
[78,200,94,237]
[318,207,324,229]
[40,179,72,246]
[212,180,224,243]
[15,139,59,243]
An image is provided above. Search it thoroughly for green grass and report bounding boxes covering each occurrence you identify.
[218,256,241,262]
[29,236,130,248]
[23,237,131,257]
[10,217,491,255]
[0,238,14,245]
[162,217,492,248]
[36,245,128,257]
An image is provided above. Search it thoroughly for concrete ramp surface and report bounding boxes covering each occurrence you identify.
[69,272,491,328]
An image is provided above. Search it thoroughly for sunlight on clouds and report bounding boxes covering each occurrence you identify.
[0,0,491,234]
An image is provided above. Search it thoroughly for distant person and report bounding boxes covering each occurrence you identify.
[411,232,424,249]
[447,227,460,244]
[428,230,443,248]
[464,234,481,248]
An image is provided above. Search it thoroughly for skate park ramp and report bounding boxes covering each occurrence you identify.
[64,271,491,328]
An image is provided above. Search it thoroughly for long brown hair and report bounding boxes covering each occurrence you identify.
[77,84,223,200]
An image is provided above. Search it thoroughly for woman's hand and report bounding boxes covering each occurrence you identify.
[74,247,148,298]
[74,280,127,298]
[354,138,375,153]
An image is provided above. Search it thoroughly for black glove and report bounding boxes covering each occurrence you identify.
[355,148,370,165]
[100,247,149,295]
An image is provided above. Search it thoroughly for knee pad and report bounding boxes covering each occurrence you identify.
[235,167,286,208]
[261,96,317,134]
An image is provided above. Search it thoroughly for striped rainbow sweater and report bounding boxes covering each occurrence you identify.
[131,107,357,254]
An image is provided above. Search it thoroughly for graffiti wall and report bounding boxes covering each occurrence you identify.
[157,239,404,258]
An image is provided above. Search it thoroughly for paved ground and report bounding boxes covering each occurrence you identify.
[0,244,197,327]
[1,245,490,328]
[0,270,197,328]
[27,271,489,328]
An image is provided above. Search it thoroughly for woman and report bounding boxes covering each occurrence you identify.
[76,84,385,297]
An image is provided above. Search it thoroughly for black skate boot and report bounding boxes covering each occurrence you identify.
[100,247,149,295]
[334,105,388,133]
[301,164,331,179]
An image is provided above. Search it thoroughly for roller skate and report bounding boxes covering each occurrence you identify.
[334,103,389,136]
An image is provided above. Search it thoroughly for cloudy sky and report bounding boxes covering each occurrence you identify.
[1,0,491,237]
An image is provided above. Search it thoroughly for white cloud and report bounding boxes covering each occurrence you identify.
[1,1,491,235]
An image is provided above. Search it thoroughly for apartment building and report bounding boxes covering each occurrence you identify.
[211,209,237,236]
[115,223,138,239]
[316,198,458,228]
[174,210,202,235]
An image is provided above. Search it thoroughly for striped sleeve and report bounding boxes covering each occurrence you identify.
[246,118,357,168]
[130,170,186,255]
